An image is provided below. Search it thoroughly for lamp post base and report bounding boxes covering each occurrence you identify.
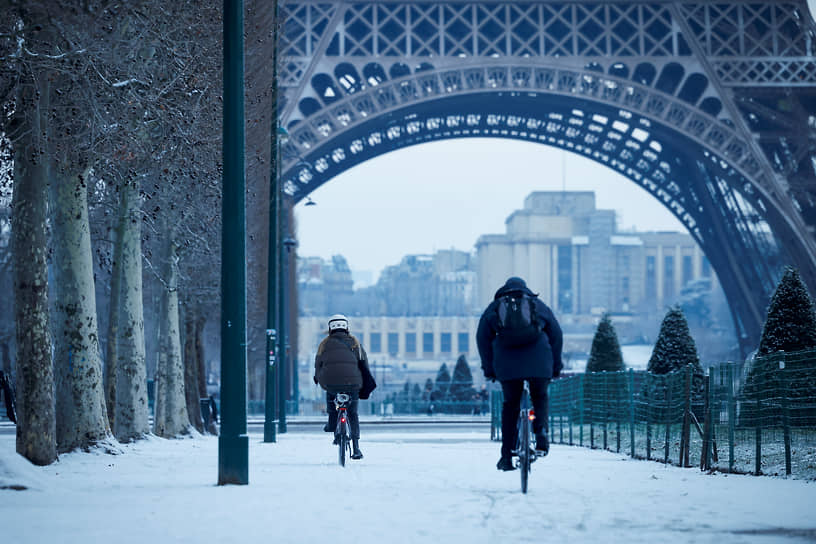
[218,434,249,485]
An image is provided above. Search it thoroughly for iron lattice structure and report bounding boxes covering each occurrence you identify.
[276,0,816,355]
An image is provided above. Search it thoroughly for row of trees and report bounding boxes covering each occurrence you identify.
[383,355,487,413]
[583,267,816,423]
[1,2,284,465]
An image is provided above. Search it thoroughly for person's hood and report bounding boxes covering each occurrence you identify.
[493,276,537,300]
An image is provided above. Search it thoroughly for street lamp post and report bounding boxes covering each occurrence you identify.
[219,0,249,485]
[279,229,297,434]
[263,0,281,444]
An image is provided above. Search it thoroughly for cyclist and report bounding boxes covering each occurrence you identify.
[313,314,373,460]
[476,277,563,471]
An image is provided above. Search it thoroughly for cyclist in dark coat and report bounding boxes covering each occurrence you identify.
[477,276,563,471]
[314,314,371,460]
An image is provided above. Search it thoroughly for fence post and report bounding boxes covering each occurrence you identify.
[603,372,608,451]
[681,364,692,467]
[646,374,652,461]
[755,372,762,476]
[579,374,584,447]
[665,375,671,464]
[780,352,792,477]
[569,378,574,446]
[590,374,595,449]
[701,371,712,471]
[629,369,635,458]
[727,362,735,473]
[616,375,621,454]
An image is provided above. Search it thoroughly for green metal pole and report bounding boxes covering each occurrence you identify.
[219,0,249,485]
[263,0,280,444]
[279,223,292,434]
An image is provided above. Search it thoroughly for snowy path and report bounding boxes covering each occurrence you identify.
[1,429,815,543]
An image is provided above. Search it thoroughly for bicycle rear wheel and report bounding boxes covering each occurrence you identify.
[519,411,530,493]
[339,431,347,466]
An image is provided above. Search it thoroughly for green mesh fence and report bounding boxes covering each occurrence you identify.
[491,349,816,478]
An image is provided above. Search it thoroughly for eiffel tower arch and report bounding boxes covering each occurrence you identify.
[276,1,816,355]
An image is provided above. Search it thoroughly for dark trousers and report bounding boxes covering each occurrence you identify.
[500,378,551,459]
[326,391,360,439]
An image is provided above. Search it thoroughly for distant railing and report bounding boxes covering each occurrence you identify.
[490,349,816,479]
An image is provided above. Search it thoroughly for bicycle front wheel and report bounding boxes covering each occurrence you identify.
[519,410,530,493]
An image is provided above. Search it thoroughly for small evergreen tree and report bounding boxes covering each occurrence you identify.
[450,355,475,401]
[422,378,433,401]
[645,306,705,418]
[647,306,702,376]
[757,266,816,356]
[432,363,451,403]
[586,313,625,373]
[741,267,816,426]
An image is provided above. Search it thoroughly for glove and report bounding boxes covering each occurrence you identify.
[313,375,318,385]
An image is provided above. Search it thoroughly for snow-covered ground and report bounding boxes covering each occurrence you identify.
[2,428,815,543]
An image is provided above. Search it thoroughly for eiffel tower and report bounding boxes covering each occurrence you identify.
[276,1,816,354]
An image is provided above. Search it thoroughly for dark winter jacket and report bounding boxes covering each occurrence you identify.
[314,330,371,393]
[476,277,563,382]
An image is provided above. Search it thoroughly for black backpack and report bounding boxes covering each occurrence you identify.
[495,294,543,347]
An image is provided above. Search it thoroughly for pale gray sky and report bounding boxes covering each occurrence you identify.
[294,138,686,280]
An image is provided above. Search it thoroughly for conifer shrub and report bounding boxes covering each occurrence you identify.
[741,267,816,426]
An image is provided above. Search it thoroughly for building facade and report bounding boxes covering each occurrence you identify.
[476,191,712,316]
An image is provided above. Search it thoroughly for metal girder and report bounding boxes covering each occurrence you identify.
[275,0,816,355]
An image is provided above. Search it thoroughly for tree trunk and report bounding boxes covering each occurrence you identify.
[196,316,207,399]
[11,81,57,465]
[154,236,190,437]
[51,168,111,452]
[114,180,149,441]
[184,309,204,433]
[1,343,10,377]
[104,194,125,431]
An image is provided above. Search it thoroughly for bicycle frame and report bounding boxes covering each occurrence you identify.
[514,381,539,493]
[334,393,353,467]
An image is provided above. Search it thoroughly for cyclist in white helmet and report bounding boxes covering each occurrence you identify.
[314,314,375,460]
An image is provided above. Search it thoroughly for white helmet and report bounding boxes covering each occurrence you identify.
[328,314,349,332]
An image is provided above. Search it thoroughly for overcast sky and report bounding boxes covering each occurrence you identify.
[294,138,686,281]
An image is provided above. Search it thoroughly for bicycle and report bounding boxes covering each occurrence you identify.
[333,393,353,467]
[513,380,545,493]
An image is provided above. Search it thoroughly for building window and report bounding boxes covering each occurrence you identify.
[621,276,630,306]
[423,332,434,354]
[440,332,452,353]
[646,256,657,300]
[664,255,675,301]
[702,255,711,277]
[405,333,416,353]
[557,245,573,314]
[683,255,693,286]
[388,332,399,355]
[369,332,381,353]
[458,332,469,353]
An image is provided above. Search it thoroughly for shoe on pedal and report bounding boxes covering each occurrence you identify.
[332,434,340,445]
[535,433,549,455]
[496,456,515,471]
[351,439,363,460]
[323,423,332,432]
